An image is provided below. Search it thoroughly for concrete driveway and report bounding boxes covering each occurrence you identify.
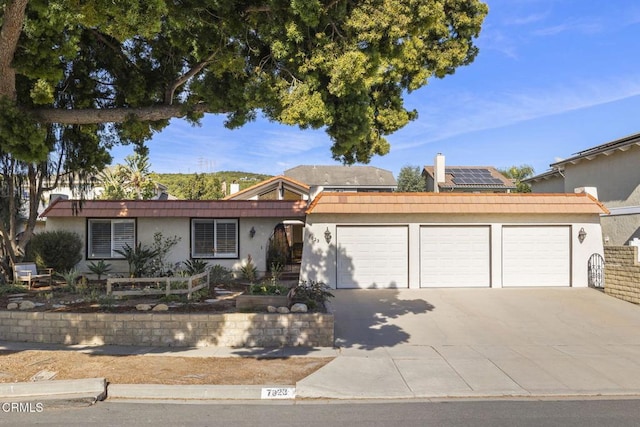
[297,288,640,399]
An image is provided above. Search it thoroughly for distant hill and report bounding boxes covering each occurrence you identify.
[151,171,272,200]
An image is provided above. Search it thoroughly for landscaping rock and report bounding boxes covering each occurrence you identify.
[291,303,308,313]
[136,304,152,311]
[6,303,18,310]
[267,305,277,313]
[276,306,290,314]
[19,301,36,310]
[152,304,169,311]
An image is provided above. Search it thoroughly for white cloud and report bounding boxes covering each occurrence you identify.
[392,75,640,151]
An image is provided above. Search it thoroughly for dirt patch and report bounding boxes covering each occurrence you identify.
[0,350,332,385]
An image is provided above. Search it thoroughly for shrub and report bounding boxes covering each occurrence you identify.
[288,280,334,311]
[87,260,112,280]
[249,283,288,295]
[238,255,258,283]
[114,242,158,277]
[183,259,208,275]
[26,230,82,273]
[209,264,232,284]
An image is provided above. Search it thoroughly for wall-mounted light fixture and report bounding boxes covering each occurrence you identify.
[578,227,587,243]
[249,226,256,239]
[324,227,332,244]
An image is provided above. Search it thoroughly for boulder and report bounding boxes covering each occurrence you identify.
[19,301,36,310]
[136,304,152,311]
[6,302,18,310]
[290,303,308,313]
[267,305,278,313]
[276,306,290,314]
[152,304,169,311]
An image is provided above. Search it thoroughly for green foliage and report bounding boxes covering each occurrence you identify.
[148,232,181,277]
[0,284,28,296]
[26,230,82,272]
[3,0,488,166]
[100,153,158,200]
[249,283,288,296]
[208,264,232,284]
[114,242,159,278]
[498,165,535,193]
[0,98,47,162]
[287,280,334,311]
[396,165,426,192]
[238,255,259,283]
[87,260,112,280]
[183,259,209,276]
[151,172,271,200]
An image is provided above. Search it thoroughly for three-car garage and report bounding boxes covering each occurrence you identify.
[302,192,607,290]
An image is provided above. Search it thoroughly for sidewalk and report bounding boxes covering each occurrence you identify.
[3,340,640,403]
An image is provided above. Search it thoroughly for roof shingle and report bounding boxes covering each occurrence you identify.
[306,192,609,215]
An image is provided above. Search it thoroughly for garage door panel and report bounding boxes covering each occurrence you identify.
[337,226,408,289]
[420,226,491,288]
[502,226,570,287]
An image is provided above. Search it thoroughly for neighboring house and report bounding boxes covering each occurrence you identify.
[41,199,307,275]
[301,192,606,289]
[283,165,397,199]
[422,154,516,193]
[524,132,640,245]
[223,176,310,201]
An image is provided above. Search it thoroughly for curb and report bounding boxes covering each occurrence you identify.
[0,378,107,406]
[108,384,295,401]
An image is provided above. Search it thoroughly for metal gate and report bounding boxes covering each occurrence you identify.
[588,253,605,288]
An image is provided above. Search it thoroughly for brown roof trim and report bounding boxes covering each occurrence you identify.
[550,132,640,168]
[41,199,308,219]
[306,192,609,215]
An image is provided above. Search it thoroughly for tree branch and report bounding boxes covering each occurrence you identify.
[30,103,214,125]
[164,51,217,105]
[0,0,28,100]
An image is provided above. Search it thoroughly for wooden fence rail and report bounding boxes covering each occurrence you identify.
[106,269,210,299]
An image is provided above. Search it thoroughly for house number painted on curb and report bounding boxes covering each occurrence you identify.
[261,387,296,399]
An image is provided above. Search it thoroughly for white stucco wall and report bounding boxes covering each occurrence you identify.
[44,217,288,277]
[301,213,604,289]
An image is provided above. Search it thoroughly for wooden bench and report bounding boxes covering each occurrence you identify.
[13,262,53,289]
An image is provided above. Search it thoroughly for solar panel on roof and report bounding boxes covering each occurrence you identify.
[449,168,505,186]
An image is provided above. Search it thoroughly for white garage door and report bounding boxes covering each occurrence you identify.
[336,226,408,289]
[502,226,571,287]
[420,226,491,288]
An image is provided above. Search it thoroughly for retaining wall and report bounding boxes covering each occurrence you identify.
[0,311,334,347]
[604,246,640,304]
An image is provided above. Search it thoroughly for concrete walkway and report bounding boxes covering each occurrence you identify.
[3,288,640,402]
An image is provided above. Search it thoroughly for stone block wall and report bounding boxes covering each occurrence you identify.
[604,246,640,304]
[0,312,334,347]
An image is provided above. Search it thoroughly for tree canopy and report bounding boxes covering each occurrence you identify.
[396,165,425,192]
[498,164,535,193]
[1,0,488,164]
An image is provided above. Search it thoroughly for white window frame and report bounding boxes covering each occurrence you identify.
[191,219,239,258]
[87,219,136,259]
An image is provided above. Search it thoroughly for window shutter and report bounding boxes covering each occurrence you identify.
[216,221,237,256]
[112,221,135,257]
[193,220,215,257]
[89,221,111,258]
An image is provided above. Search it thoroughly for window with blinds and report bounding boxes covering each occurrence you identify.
[88,219,136,258]
[191,219,238,258]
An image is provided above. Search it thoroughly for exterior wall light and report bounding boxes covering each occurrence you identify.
[249,226,256,239]
[578,227,587,243]
[324,227,332,244]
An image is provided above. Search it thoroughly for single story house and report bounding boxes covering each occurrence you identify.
[40,199,307,275]
[524,131,640,245]
[300,192,607,289]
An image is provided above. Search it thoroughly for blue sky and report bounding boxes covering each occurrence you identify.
[111,0,640,178]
